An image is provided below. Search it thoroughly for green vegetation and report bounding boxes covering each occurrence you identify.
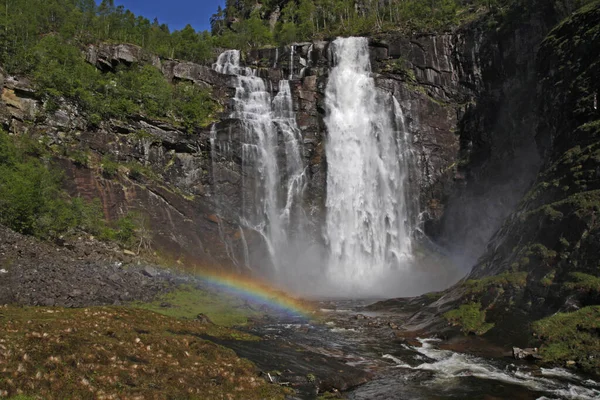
[211,0,596,48]
[30,36,217,131]
[541,270,557,287]
[0,0,215,73]
[565,272,600,294]
[533,306,600,374]
[214,0,484,46]
[0,306,288,399]
[132,284,262,328]
[464,272,528,294]
[0,130,139,246]
[318,392,342,400]
[444,302,495,335]
[0,1,218,132]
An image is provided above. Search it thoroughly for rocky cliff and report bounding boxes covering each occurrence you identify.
[0,31,470,274]
[395,1,600,374]
[1,1,598,343]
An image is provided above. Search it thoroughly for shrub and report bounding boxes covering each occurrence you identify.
[101,155,120,178]
[0,130,142,245]
[173,82,217,132]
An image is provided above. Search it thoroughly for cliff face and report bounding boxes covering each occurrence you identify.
[0,33,471,272]
[0,19,535,274]
[1,2,596,301]
[399,2,600,363]
[0,49,234,269]
[461,2,600,328]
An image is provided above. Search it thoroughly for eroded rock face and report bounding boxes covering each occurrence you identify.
[465,2,600,327]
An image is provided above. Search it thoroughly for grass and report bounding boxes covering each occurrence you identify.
[533,306,600,375]
[0,305,288,399]
[131,284,262,328]
[444,303,495,335]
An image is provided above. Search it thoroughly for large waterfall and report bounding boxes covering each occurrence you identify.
[212,50,307,278]
[324,37,415,295]
[212,41,423,296]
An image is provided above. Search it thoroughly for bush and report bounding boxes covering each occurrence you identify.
[173,82,217,132]
[0,131,142,245]
[29,37,217,132]
[0,158,67,238]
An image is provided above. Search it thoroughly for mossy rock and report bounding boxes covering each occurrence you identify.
[443,302,495,335]
[464,272,528,295]
[533,306,600,375]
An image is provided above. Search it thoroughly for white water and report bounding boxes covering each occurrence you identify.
[382,339,600,400]
[324,37,415,296]
[213,50,307,278]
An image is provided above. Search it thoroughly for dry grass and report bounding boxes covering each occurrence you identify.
[0,305,288,399]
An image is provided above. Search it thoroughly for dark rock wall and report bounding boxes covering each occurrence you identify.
[404,1,600,343]
[470,2,600,314]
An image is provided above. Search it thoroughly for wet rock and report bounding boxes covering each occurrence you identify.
[512,347,542,360]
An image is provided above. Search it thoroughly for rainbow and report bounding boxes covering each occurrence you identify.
[196,272,315,319]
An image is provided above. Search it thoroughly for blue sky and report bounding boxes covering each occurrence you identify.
[103,0,226,32]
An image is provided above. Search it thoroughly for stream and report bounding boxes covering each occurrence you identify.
[216,300,600,400]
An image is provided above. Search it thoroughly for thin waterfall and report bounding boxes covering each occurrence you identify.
[272,80,307,233]
[289,45,295,80]
[212,50,306,275]
[324,37,415,294]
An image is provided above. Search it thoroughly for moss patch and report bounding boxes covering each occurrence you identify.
[464,272,528,295]
[443,303,495,335]
[565,272,600,293]
[533,306,600,374]
[0,306,288,399]
[131,284,262,328]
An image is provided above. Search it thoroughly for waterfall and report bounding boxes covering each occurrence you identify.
[273,80,307,232]
[324,37,415,294]
[289,45,295,80]
[213,50,306,275]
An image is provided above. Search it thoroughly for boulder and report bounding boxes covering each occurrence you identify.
[86,43,161,72]
[141,266,158,278]
[196,313,213,324]
[512,347,542,360]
